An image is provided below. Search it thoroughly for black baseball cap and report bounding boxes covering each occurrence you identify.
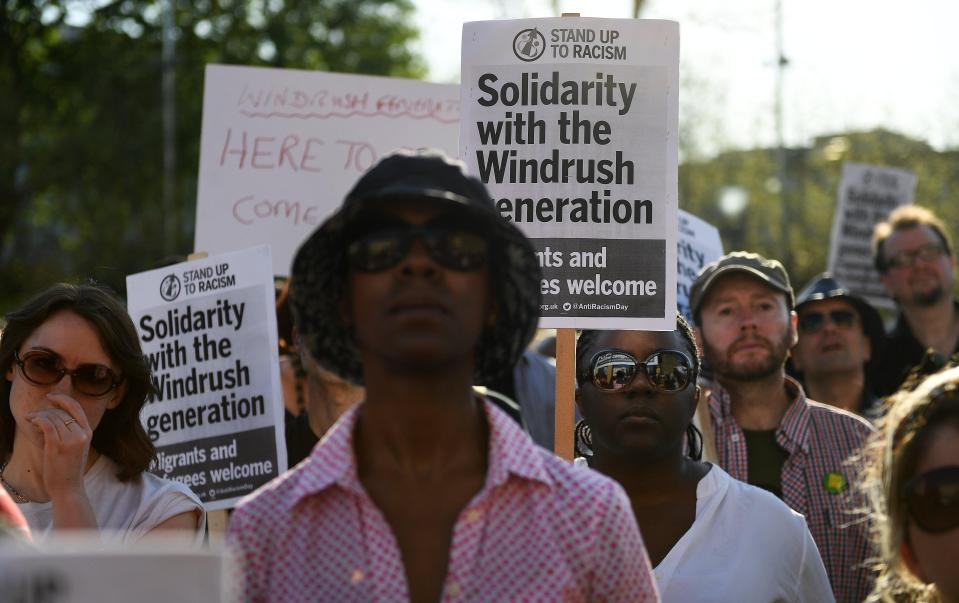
[689,251,795,319]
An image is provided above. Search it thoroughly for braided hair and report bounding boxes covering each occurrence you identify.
[575,311,703,460]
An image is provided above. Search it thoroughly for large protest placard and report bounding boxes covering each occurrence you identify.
[677,209,723,321]
[827,162,917,309]
[194,65,459,275]
[126,246,285,511]
[0,539,227,602]
[461,18,679,329]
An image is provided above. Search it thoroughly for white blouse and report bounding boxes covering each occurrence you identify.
[19,454,205,544]
[574,459,835,603]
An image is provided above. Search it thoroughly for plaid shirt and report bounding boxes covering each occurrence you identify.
[227,399,659,602]
[704,376,876,603]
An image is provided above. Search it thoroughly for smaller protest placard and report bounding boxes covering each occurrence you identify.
[827,162,917,308]
[126,245,285,511]
[677,210,724,322]
[0,538,227,602]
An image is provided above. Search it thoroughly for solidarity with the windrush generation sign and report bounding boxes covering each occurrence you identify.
[126,246,284,511]
[461,18,679,329]
[194,65,459,275]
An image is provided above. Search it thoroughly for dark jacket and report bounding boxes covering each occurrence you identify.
[872,300,959,397]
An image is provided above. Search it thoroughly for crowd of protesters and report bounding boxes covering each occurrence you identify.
[1,151,957,602]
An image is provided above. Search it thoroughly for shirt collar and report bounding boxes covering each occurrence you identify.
[777,375,812,454]
[288,397,553,506]
[706,374,812,455]
[482,397,554,489]
[705,377,733,420]
[288,402,365,503]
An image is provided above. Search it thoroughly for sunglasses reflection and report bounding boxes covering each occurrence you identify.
[588,350,692,393]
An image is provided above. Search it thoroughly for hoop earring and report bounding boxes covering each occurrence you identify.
[575,419,593,458]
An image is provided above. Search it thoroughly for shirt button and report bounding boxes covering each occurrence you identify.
[466,509,482,523]
[731,433,740,442]
[351,569,364,584]
[448,582,462,597]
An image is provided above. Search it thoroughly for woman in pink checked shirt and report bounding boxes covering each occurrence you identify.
[228,150,660,603]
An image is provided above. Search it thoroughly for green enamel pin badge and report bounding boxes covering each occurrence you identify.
[824,472,847,494]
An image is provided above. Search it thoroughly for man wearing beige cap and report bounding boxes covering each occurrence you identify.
[690,251,875,603]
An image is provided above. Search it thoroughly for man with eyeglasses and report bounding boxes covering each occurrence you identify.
[226,150,659,602]
[790,273,885,419]
[872,204,959,396]
[690,251,876,603]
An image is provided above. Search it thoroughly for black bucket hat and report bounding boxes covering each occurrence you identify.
[290,149,542,386]
[794,273,886,373]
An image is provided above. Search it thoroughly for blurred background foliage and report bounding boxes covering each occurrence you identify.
[1,1,958,312]
[1,0,424,309]
[680,129,959,291]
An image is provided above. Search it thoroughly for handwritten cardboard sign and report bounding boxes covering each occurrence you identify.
[194,65,460,275]
[827,162,916,309]
[460,18,680,330]
[126,246,284,511]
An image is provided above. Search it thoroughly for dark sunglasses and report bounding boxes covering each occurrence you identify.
[797,309,857,334]
[903,465,959,533]
[14,349,122,397]
[583,349,694,393]
[347,217,489,272]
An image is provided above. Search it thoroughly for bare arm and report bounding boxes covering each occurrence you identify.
[145,509,202,544]
[150,510,200,532]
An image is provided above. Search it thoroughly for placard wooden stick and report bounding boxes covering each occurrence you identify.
[554,328,576,460]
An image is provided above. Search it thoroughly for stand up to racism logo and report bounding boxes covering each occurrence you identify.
[513,28,546,62]
[160,273,182,302]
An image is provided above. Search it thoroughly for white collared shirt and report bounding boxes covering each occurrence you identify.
[574,459,835,603]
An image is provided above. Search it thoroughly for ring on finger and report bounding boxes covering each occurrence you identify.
[64,419,78,426]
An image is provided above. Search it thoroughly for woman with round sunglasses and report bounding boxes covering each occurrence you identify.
[0,283,204,542]
[865,364,959,602]
[575,312,834,602]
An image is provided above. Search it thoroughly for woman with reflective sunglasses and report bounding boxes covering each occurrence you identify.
[575,312,834,602]
[865,364,959,602]
[0,283,204,542]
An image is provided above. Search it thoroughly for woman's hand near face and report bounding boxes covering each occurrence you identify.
[27,393,93,494]
[25,393,98,530]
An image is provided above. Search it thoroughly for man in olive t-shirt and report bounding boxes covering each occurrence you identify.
[742,429,789,498]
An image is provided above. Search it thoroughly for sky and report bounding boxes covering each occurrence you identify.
[411,0,959,155]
